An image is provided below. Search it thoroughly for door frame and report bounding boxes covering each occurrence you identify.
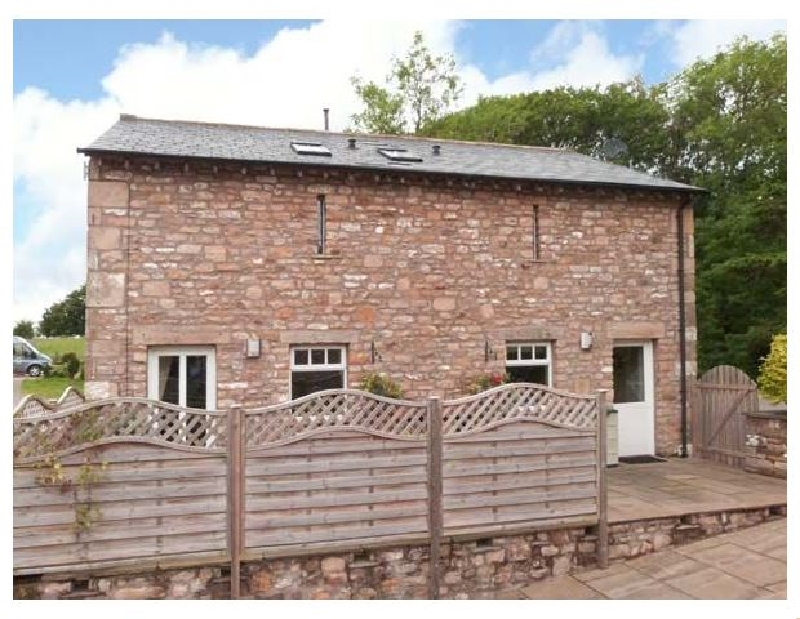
[612,340,655,457]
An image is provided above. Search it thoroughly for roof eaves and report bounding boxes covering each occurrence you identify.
[75,146,707,195]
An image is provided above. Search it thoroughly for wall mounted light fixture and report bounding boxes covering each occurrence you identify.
[580,331,593,351]
[245,338,261,359]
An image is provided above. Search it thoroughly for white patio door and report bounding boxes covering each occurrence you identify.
[613,341,655,457]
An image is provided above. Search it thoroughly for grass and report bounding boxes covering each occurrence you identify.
[31,337,85,362]
[21,377,85,400]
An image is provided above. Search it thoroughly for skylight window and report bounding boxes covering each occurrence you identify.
[291,142,332,157]
[378,147,423,163]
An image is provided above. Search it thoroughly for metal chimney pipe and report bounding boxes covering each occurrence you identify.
[323,108,330,131]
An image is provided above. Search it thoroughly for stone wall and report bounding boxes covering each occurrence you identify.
[15,507,784,600]
[85,154,696,455]
[744,411,787,478]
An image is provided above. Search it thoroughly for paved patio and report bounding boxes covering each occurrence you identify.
[520,518,786,599]
[607,457,786,523]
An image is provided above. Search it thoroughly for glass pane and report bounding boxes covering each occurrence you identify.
[186,355,207,409]
[293,348,308,366]
[506,365,549,386]
[613,347,645,403]
[292,370,344,399]
[520,346,533,360]
[506,346,518,361]
[534,346,548,360]
[158,356,180,405]
[327,348,342,365]
[311,349,325,365]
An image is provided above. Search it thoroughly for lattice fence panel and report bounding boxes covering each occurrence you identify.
[13,399,228,462]
[244,389,428,447]
[442,383,598,435]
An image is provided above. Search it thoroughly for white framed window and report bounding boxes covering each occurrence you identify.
[290,345,347,399]
[147,346,217,410]
[505,342,552,386]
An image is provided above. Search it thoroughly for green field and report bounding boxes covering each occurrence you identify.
[31,337,85,362]
[21,377,84,399]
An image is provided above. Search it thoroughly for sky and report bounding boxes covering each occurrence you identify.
[11,17,787,324]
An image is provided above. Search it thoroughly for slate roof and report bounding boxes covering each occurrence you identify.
[78,114,704,193]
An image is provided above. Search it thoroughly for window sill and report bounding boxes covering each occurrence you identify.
[310,254,342,261]
[521,259,550,267]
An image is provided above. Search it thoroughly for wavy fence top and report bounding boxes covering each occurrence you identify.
[13,398,229,463]
[244,389,429,447]
[243,384,598,447]
[14,386,86,418]
[14,384,600,459]
[442,383,598,436]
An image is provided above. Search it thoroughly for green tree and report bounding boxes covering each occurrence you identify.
[669,34,786,377]
[13,320,35,339]
[350,31,463,134]
[421,78,670,172]
[757,333,786,403]
[39,285,86,337]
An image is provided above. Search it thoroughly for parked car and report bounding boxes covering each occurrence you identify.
[13,336,51,377]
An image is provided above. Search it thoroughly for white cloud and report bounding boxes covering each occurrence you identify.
[528,30,643,91]
[670,19,786,66]
[13,19,645,323]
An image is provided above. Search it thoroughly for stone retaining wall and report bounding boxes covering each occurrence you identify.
[15,506,785,600]
[744,411,787,478]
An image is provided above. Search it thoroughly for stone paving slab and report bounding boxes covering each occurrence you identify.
[582,567,687,599]
[677,543,786,587]
[621,550,705,581]
[662,566,762,600]
[521,576,604,600]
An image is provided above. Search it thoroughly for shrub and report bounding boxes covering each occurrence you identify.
[758,333,786,404]
[78,363,85,381]
[62,352,81,379]
[47,364,69,379]
[359,372,405,398]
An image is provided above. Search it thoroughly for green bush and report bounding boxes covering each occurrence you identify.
[78,363,85,381]
[47,364,70,379]
[359,372,405,398]
[758,333,786,404]
[62,352,81,379]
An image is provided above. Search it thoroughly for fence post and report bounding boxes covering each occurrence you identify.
[596,390,609,569]
[426,396,443,600]
[227,406,244,599]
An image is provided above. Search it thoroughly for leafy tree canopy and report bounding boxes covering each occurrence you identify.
[349,31,463,134]
[13,320,35,339]
[39,285,86,337]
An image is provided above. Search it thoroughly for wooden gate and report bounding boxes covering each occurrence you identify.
[692,365,759,467]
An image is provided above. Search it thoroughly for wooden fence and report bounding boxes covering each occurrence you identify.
[13,384,608,598]
[691,365,759,468]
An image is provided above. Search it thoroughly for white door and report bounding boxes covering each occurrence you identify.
[613,341,654,457]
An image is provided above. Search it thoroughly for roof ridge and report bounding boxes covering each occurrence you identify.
[116,113,565,153]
